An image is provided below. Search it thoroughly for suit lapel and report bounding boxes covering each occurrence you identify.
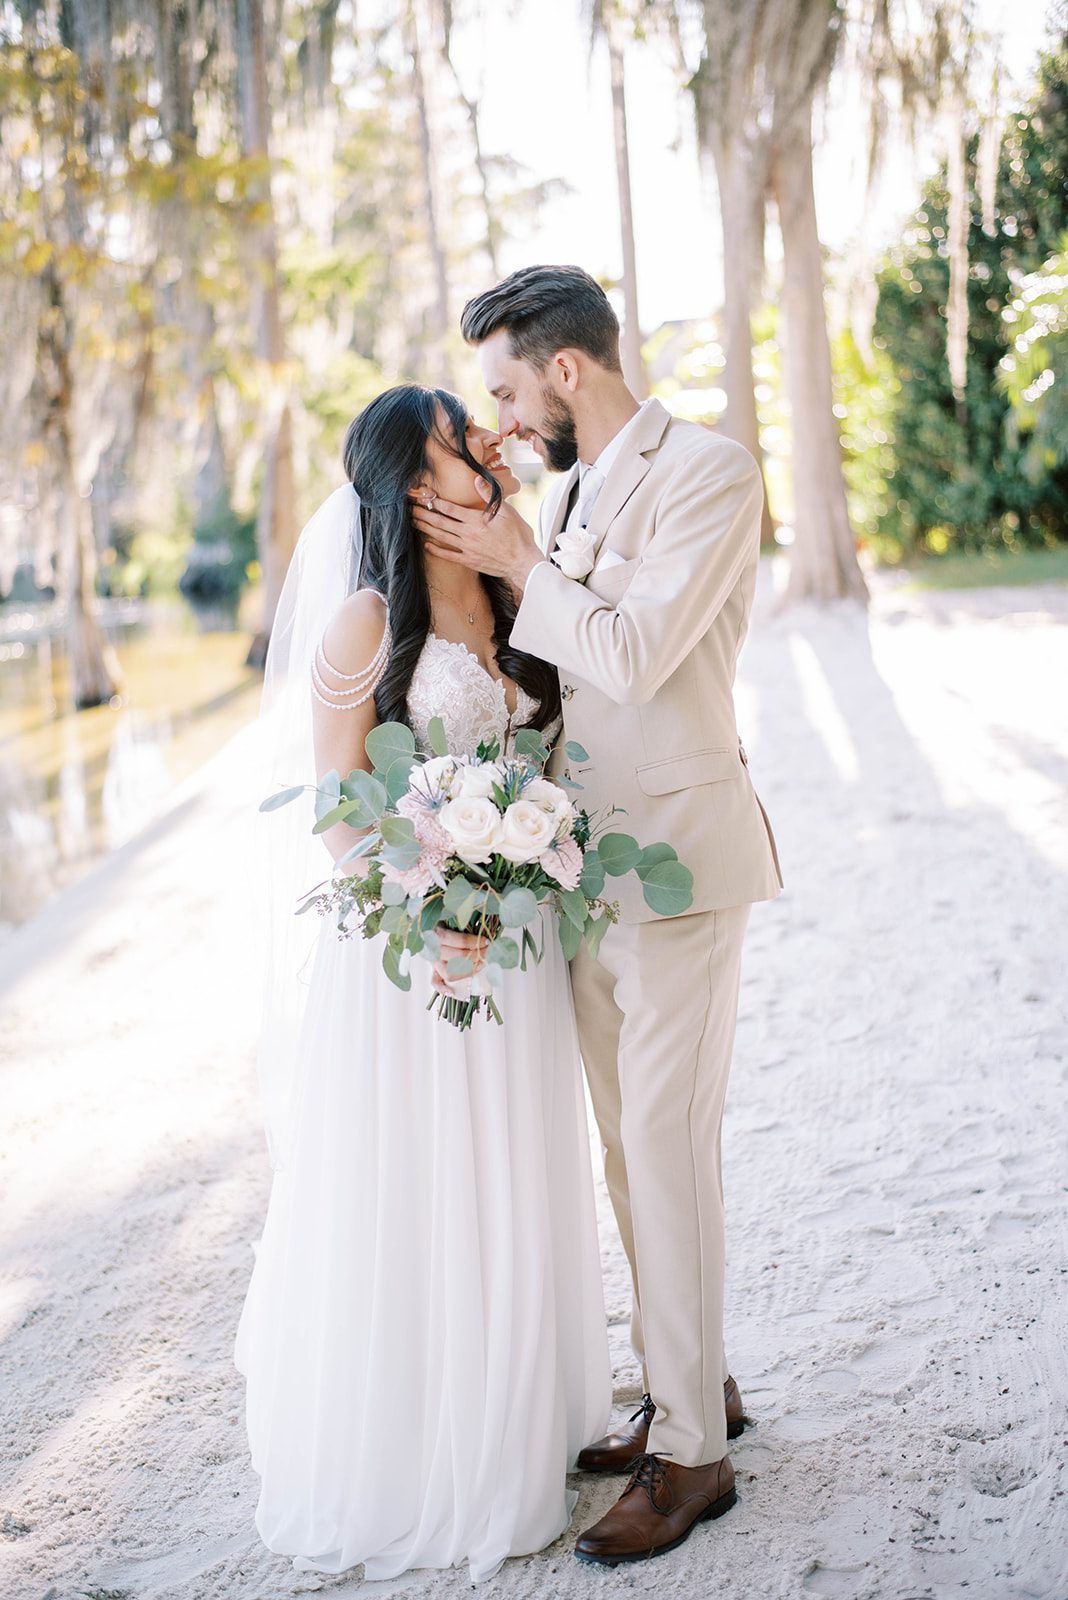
[584,400,672,559]
[543,465,580,557]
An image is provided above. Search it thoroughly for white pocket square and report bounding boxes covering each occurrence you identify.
[594,549,628,571]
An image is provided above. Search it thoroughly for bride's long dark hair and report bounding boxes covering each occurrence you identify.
[342,384,561,736]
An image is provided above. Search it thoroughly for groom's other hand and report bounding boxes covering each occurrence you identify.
[413,480,545,597]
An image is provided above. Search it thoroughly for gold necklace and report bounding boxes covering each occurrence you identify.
[428,581,484,628]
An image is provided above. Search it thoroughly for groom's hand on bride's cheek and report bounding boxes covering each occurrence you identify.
[412,492,544,593]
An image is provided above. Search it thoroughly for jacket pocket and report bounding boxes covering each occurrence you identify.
[586,555,640,604]
[635,747,740,796]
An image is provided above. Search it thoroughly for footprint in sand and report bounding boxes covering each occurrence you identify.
[971,1457,1038,1498]
[802,1560,874,1595]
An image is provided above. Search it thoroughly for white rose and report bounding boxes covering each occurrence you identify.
[551,525,598,582]
[438,797,503,864]
[415,754,459,798]
[496,800,558,864]
[452,759,505,800]
[522,776,574,831]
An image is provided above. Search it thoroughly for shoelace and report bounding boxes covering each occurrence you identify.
[628,1392,656,1426]
[624,1452,675,1513]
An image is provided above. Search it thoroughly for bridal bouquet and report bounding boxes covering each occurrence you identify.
[262,719,694,1029]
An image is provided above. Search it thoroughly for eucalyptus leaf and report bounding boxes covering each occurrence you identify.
[420,929,442,961]
[365,721,416,773]
[313,769,341,822]
[380,904,409,934]
[380,879,407,906]
[555,773,585,792]
[578,849,606,899]
[486,934,520,970]
[564,740,589,763]
[312,798,360,835]
[636,842,679,874]
[426,715,449,757]
[558,914,583,960]
[446,956,475,978]
[598,831,642,876]
[558,887,588,929]
[259,784,305,813]
[347,768,387,819]
[498,886,539,928]
[380,837,422,871]
[522,922,544,966]
[380,814,416,847]
[382,940,412,991]
[584,913,610,960]
[513,727,548,762]
[443,875,481,930]
[639,859,695,916]
[337,833,379,866]
[484,962,503,990]
[383,755,415,807]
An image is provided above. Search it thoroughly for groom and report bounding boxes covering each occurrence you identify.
[415,264,782,1565]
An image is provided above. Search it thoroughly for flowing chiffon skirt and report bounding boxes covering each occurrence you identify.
[234,913,612,1582]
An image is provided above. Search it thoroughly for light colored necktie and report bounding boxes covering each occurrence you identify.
[564,465,604,537]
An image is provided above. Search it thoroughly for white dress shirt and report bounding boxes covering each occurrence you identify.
[566,398,656,534]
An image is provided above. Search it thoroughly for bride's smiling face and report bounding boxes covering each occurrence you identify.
[416,407,521,508]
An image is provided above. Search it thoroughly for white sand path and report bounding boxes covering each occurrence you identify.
[1,572,1065,1600]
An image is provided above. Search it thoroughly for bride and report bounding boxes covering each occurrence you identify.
[234,383,612,1582]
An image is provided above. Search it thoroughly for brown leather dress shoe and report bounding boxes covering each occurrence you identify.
[576,1378,745,1473]
[574,1452,736,1565]
[724,1373,745,1439]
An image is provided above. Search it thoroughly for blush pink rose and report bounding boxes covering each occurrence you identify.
[539,835,583,891]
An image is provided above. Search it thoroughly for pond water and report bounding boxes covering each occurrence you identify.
[0,600,262,936]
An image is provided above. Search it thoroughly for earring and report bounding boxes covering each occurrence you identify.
[425,497,434,510]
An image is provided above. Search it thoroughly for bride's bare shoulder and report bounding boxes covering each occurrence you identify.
[320,588,389,675]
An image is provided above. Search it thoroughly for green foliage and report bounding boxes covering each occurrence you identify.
[871,37,1068,558]
[997,238,1068,476]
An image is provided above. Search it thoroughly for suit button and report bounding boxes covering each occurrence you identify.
[561,684,574,700]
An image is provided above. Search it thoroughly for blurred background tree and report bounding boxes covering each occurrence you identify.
[2,0,1066,681]
[870,33,1068,557]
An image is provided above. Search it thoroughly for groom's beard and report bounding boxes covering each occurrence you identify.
[536,386,579,472]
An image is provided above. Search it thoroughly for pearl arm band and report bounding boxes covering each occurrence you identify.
[311,625,392,711]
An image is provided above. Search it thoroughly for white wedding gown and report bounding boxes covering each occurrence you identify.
[234,634,612,1582]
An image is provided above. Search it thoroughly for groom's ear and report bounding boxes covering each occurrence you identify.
[548,349,581,392]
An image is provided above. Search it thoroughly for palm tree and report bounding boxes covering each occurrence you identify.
[589,0,648,395]
[687,0,866,599]
[234,0,299,665]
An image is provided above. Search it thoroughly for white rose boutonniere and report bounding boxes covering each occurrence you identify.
[551,524,599,582]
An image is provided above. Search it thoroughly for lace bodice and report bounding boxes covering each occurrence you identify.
[408,634,559,758]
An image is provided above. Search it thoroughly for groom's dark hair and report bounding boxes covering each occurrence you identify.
[461,264,623,372]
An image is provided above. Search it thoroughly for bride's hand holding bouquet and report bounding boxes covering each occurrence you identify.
[262,718,694,1030]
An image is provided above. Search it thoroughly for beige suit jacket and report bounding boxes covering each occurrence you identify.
[511,399,782,924]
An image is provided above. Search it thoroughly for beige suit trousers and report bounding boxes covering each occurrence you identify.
[571,901,750,1466]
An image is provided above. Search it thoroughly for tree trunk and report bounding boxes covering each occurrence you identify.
[409,0,452,387]
[771,116,867,604]
[39,269,123,708]
[710,133,776,545]
[606,19,647,397]
[440,25,501,280]
[236,0,298,668]
[945,83,969,414]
